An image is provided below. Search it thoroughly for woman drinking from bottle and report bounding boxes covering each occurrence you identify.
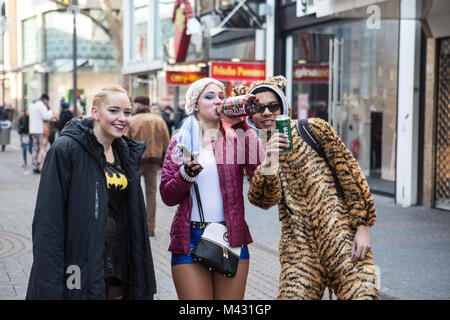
[160,78,263,300]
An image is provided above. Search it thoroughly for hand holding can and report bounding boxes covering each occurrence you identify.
[275,115,292,153]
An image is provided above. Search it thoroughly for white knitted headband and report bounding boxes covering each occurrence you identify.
[185,77,225,115]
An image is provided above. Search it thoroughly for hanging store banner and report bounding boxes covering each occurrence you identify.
[210,61,266,82]
[293,64,329,82]
[166,71,208,85]
[172,0,194,62]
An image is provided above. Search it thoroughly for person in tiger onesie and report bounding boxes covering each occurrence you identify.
[235,76,378,300]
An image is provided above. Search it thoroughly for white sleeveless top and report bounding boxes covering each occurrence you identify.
[191,147,225,222]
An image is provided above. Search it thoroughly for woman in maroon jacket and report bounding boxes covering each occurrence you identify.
[160,78,263,300]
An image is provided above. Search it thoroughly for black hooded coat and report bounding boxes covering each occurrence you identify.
[26,117,156,299]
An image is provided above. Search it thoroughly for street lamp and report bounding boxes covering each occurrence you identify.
[71,0,78,116]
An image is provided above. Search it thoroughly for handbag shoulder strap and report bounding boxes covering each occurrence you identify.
[193,182,205,223]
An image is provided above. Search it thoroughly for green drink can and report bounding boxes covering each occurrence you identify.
[275,115,292,153]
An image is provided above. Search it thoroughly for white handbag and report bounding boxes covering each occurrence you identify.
[190,183,242,277]
[201,222,241,257]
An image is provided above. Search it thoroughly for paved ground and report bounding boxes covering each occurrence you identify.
[1,130,450,300]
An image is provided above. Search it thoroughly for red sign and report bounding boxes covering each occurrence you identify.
[293,64,329,82]
[166,71,208,85]
[210,61,266,82]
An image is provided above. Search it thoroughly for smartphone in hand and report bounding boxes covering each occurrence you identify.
[177,144,203,172]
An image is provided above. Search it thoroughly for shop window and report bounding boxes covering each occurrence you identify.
[290,19,399,194]
[210,38,255,60]
[22,71,41,110]
[22,16,39,64]
[130,0,148,61]
[44,10,115,67]
[154,0,174,60]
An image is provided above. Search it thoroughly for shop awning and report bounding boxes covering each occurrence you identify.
[8,59,89,74]
[48,59,90,73]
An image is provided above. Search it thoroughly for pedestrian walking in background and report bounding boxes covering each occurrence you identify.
[26,86,156,300]
[28,94,53,174]
[125,95,170,237]
[159,78,263,300]
[161,104,175,136]
[173,99,188,130]
[48,114,58,146]
[0,104,12,152]
[17,108,32,173]
[238,76,378,300]
[56,99,75,133]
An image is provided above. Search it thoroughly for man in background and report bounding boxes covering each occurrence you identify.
[125,96,170,236]
[56,99,75,133]
[161,104,174,137]
[29,94,54,174]
[173,100,188,130]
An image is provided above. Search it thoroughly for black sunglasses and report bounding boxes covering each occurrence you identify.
[254,102,281,114]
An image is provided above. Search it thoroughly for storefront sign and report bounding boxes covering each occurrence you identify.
[293,64,329,82]
[210,62,266,81]
[166,71,208,85]
[172,0,194,62]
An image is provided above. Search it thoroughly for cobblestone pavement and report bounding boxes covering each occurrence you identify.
[1,130,450,300]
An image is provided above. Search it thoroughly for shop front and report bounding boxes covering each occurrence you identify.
[279,1,400,195]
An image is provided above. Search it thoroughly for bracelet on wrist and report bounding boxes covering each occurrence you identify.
[180,165,198,183]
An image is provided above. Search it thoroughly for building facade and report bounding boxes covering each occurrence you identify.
[122,0,450,210]
[5,0,120,114]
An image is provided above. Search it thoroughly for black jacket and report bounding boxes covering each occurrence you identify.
[26,117,156,299]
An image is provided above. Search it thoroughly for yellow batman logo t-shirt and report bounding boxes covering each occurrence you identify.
[105,165,128,191]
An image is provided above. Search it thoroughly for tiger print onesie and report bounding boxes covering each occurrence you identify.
[248,117,378,300]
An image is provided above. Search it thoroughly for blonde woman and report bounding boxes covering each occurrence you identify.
[26,86,156,300]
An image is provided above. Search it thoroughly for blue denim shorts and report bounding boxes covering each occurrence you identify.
[171,227,250,266]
